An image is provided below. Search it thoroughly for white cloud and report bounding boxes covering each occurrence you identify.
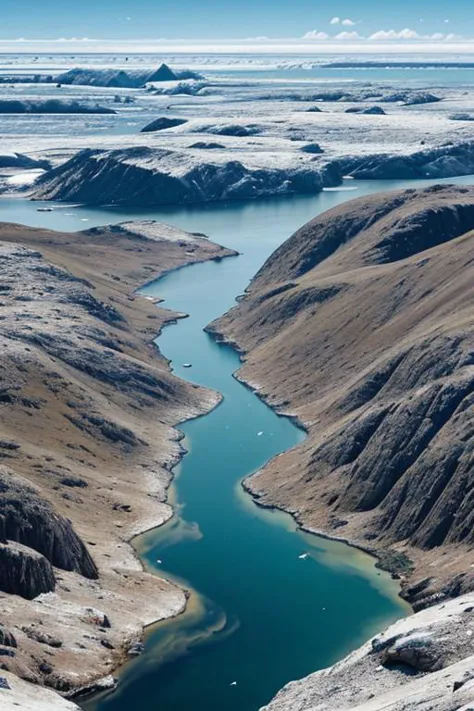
[335,31,363,40]
[57,36,92,42]
[368,28,459,41]
[302,30,329,40]
[330,17,340,25]
[445,19,450,23]
[369,28,420,40]
[341,18,357,26]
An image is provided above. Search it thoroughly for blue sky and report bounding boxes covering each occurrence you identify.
[0,0,470,40]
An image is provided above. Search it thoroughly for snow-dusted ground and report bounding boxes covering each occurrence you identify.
[0,671,79,710]
[2,58,474,180]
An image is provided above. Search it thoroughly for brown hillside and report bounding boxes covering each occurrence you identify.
[0,220,235,692]
[210,185,474,607]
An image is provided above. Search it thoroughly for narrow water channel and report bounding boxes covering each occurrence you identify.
[4,175,473,711]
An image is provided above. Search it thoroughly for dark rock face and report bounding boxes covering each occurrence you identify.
[381,637,442,672]
[146,63,178,82]
[22,626,62,648]
[399,91,441,105]
[339,141,474,180]
[140,117,187,133]
[188,142,225,149]
[0,468,97,579]
[32,147,328,206]
[0,627,17,648]
[0,541,56,599]
[202,123,263,137]
[300,143,324,154]
[345,106,386,115]
[0,100,115,115]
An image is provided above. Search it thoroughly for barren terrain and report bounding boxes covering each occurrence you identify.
[0,219,235,697]
[211,185,474,607]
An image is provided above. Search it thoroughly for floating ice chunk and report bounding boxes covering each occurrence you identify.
[323,187,358,192]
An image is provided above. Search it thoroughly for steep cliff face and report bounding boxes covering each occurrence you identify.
[31,147,329,206]
[0,467,97,583]
[0,541,56,600]
[211,185,474,602]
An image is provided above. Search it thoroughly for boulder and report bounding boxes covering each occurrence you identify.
[0,541,55,599]
[140,117,187,133]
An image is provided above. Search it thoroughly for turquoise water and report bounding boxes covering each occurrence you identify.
[3,177,472,711]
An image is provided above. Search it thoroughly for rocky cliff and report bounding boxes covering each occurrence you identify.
[210,185,474,606]
[31,146,332,206]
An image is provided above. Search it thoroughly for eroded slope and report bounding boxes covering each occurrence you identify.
[210,185,474,605]
[0,220,235,695]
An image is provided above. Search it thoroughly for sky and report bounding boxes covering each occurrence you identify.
[1,0,474,53]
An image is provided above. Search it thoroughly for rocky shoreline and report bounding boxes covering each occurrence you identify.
[211,185,474,608]
[0,219,236,707]
[27,140,474,208]
[208,328,418,597]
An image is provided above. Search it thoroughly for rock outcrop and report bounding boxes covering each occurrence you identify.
[0,153,50,170]
[140,117,188,133]
[0,100,115,115]
[345,105,386,115]
[339,140,474,179]
[54,63,177,88]
[211,185,474,602]
[0,541,56,600]
[0,467,97,582]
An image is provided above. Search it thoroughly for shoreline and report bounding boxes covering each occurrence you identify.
[206,325,417,599]
[78,246,412,708]
[0,219,236,708]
